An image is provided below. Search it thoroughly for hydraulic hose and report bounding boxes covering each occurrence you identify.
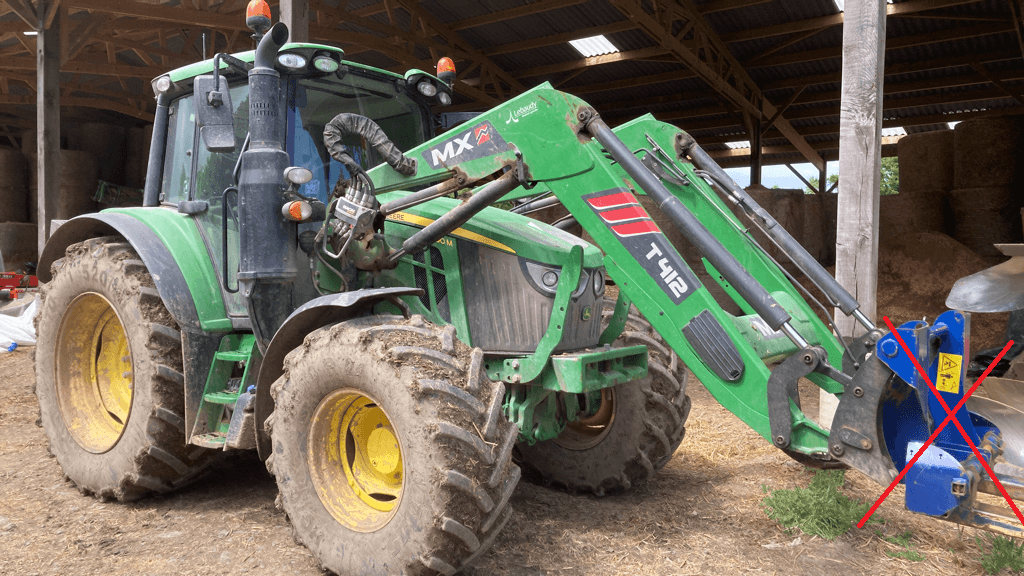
[583,112,794,334]
[676,131,867,324]
[324,113,417,177]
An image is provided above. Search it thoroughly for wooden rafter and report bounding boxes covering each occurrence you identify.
[608,0,823,169]
[3,0,37,28]
[66,0,245,31]
[450,0,588,30]
[511,46,669,78]
[750,22,1012,69]
[1010,0,1024,65]
[720,0,982,44]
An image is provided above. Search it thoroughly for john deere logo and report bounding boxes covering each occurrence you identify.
[581,306,592,321]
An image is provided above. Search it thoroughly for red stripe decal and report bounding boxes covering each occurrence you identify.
[611,220,660,236]
[586,191,638,209]
[601,206,649,223]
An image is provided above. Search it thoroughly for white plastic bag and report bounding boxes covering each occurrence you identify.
[0,297,37,348]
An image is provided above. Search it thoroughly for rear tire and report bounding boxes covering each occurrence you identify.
[515,309,691,495]
[34,237,218,501]
[266,316,520,575]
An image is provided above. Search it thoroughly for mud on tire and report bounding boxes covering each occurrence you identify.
[34,237,219,501]
[515,308,691,495]
[266,315,520,576]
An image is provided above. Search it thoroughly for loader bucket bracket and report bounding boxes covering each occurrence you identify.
[829,354,900,486]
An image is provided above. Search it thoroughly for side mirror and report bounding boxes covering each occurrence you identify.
[194,74,235,152]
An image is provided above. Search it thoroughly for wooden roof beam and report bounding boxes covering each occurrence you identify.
[3,0,37,29]
[481,20,635,57]
[65,0,245,31]
[698,0,773,15]
[1010,0,1024,65]
[721,0,983,44]
[609,0,823,169]
[450,0,588,31]
[0,56,163,77]
[510,46,669,78]
[750,22,1013,69]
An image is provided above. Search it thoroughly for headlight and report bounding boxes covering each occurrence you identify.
[593,269,605,296]
[284,166,313,185]
[438,91,452,106]
[153,75,172,94]
[277,52,307,70]
[313,55,339,73]
[417,80,437,97]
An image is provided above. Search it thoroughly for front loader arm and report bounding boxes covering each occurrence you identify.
[364,84,1023,535]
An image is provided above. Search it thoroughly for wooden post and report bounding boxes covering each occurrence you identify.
[37,2,61,256]
[750,117,762,187]
[821,0,886,428]
[818,163,827,194]
[281,0,309,43]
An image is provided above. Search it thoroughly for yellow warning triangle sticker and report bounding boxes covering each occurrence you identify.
[936,352,962,394]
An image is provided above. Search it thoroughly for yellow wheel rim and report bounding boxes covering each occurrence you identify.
[308,389,404,532]
[555,388,615,450]
[55,293,134,453]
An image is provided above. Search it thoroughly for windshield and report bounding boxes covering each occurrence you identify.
[285,71,430,202]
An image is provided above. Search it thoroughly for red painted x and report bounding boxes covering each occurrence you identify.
[856,316,1023,528]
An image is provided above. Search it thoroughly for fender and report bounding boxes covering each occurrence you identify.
[39,213,202,332]
[254,287,423,460]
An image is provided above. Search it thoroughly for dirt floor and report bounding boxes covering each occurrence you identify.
[1,348,1016,576]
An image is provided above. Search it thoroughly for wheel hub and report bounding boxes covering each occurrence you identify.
[54,293,134,453]
[308,389,404,532]
[555,388,615,450]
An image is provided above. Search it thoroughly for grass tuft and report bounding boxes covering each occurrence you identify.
[977,534,1024,575]
[877,530,924,562]
[761,469,881,540]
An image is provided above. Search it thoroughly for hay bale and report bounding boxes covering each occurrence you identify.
[802,192,825,263]
[879,189,946,239]
[822,192,837,266]
[948,186,1023,259]
[898,129,954,194]
[126,125,151,189]
[737,185,805,262]
[954,116,1024,188]
[0,149,27,223]
[67,122,126,185]
[0,222,38,267]
[27,150,99,222]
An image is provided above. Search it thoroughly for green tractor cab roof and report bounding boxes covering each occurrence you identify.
[155,43,451,103]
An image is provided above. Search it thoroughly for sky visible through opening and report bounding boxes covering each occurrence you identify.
[725,162,842,191]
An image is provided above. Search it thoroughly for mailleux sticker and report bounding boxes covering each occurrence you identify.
[422,121,508,169]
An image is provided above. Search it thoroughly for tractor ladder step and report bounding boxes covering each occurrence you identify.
[190,432,226,449]
[214,350,250,362]
[203,378,243,405]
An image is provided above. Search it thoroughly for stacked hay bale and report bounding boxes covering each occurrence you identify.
[739,185,806,264]
[0,148,28,223]
[67,122,127,186]
[883,130,953,238]
[125,125,153,189]
[950,117,1024,263]
[26,150,99,221]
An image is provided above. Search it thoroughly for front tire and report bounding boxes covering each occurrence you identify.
[515,310,691,495]
[34,237,217,501]
[267,316,520,575]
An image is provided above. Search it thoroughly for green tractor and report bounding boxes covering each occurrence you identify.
[34,13,1024,576]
